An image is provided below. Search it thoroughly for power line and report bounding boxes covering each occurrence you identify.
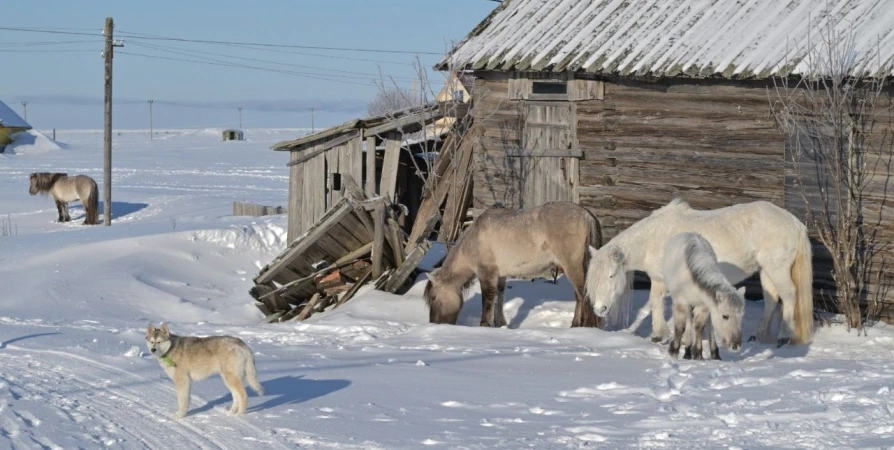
[0,39,101,47]
[222,44,418,66]
[128,41,418,82]
[116,29,442,55]
[0,49,97,53]
[0,26,102,37]
[117,51,379,87]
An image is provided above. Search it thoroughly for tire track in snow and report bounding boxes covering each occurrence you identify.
[1,346,294,450]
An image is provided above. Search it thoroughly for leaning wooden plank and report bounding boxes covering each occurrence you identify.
[255,198,354,285]
[334,242,373,265]
[372,200,386,279]
[405,211,440,254]
[383,239,433,293]
[340,174,368,202]
[385,217,405,267]
[277,303,305,322]
[380,133,401,202]
[405,135,458,250]
[439,133,476,243]
[336,269,372,308]
[296,293,322,321]
[254,301,272,317]
[264,311,286,323]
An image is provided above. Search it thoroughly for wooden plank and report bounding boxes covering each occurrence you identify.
[365,136,377,195]
[365,109,443,136]
[286,131,360,166]
[288,151,303,242]
[383,239,432,293]
[380,134,401,202]
[385,217,405,267]
[336,269,372,308]
[334,241,373,265]
[504,148,583,158]
[296,293,322,321]
[255,199,354,285]
[372,200,386,279]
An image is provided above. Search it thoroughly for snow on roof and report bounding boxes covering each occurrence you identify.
[0,99,30,129]
[441,0,894,79]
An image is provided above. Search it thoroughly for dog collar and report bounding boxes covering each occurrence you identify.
[161,355,177,367]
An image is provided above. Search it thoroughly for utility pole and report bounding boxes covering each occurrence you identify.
[148,100,154,140]
[102,17,123,226]
[237,107,243,129]
[311,107,315,134]
[21,101,28,122]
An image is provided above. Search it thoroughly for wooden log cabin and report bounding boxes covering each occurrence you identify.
[439,0,894,320]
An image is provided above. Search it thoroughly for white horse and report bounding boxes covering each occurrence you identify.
[664,232,745,360]
[585,198,814,347]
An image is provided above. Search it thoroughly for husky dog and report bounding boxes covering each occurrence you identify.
[146,323,264,419]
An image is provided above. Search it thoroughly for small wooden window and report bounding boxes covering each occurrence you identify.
[532,81,568,95]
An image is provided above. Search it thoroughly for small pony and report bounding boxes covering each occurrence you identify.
[663,232,745,360]
[29,172,100,225]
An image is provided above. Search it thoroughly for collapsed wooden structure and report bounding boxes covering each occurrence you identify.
[250,100,475,322]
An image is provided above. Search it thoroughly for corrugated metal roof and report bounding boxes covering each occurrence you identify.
[440,0,894,79]
[0,99,30,129]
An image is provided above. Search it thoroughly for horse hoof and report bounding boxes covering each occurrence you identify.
[776,338,791,348]
[651,336,665,343]
[748,336,757,342]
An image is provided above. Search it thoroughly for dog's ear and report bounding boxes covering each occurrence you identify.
[147,323,156,335]
[160,322,170,336]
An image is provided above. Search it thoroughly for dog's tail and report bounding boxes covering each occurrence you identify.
[245,351,264,395]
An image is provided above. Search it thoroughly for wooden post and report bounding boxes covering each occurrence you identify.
[372,200,386,279]
[102,17,115,226]
[380,133,401,201]
[52,129,56,140]
[365,135,376,195]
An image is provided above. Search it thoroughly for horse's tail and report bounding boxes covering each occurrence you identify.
[86,178,99,225]
[791,228,815,344]
[586,210,603,250]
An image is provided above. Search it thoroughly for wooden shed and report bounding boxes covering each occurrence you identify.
[440,0,894,318]
[272,104,450,242]
[222,129,244,141]
[0,98,31,150]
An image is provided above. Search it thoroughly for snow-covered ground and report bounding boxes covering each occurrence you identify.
[1,129,893,449]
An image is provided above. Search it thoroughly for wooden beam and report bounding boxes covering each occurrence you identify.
[272,119,361,151]
[286,131,360,167]
[372,200,386,279]
[383,239,432,293]
[295,293,322,321]
[336,269,372,308]
[380,133,401,201]
[364,110,443,137]
[334,241,373,265]
[504,148,583,158]
[439,132,476,243]
[365,136,377,195]
[385,217,405,267]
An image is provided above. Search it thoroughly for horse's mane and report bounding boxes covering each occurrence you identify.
[30,172,68,193]
[683,234,744,309]
[650,196,691,217]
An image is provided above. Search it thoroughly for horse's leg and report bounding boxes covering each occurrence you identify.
[668,302,688,358]
[494,277,508,328]
[62,202,71,222]
[766,269,798,347]
[682,306,694,360]
[649,281,671,343]
[708,319,721,361]
[479,271,499,328]
[54,200,66,223]
[565,263,602,329]
[752,271,781,343]
[690,306,708,360]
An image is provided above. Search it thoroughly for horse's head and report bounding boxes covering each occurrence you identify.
[423,268,464,324]
[28,173,39,195]
[585,245,630,320]
[712,286,746,351]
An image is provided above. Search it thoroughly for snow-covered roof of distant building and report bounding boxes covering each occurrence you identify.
[439,0,894,79]
[0,99,31,129]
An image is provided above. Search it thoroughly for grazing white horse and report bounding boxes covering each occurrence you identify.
[664,232,745,360]
[585,198,814,347]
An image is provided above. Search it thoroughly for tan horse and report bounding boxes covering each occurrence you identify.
[29,172,100,225]
[424,201,604,328]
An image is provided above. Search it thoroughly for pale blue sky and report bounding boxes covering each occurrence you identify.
[1,1,496,129]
